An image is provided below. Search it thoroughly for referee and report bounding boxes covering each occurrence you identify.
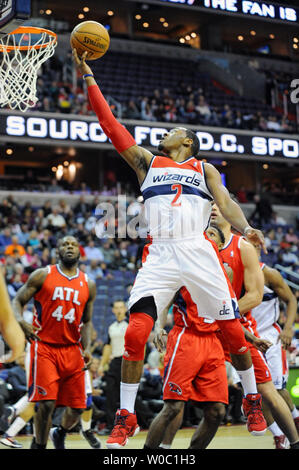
[99,300,129,434]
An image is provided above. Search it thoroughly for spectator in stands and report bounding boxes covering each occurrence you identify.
[101,240,116,265]
[46,206,67,232]
[267,116,281,132]
[285,227,298,245]
[0,228,12,249]
[4,236,26,258]
[40,248,51,267]
[221,104,234,127]
[278,245,298,268]
[48,178,62,193]
[109,248,128,271]
[13,263,28,284]
[58,87,72,114]
[86,259,104,282]
[270,211,287,226]
[195,95,212,125]
[140,97,156,122]
[236,186,248,203]
[250,194,273,226]
[124,100,140,120]
[84,240,105,263]
[21,246,40,273]
[26,230,41,251]
[74,195,91,217]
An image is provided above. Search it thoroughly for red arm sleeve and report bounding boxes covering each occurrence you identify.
[88,84,136,154]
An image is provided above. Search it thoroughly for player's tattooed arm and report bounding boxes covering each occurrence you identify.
[121,146,154,185]
[12,268,47,342]
[81,279,96,367]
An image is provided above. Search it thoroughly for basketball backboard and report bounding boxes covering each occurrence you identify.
[0,0,31,38]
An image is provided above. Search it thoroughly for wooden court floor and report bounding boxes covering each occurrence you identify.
[0,424,277,450]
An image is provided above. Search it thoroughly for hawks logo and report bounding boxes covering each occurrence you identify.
[168,382,182,396]
[36,385,47,396]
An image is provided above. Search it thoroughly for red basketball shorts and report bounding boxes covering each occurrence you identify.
[28,340,86,408]
[163,326,228,404]
[217,329,272,384]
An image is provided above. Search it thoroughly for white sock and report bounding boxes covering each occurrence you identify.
[81,416,91,432]
[120,382,139,414]
[236,366,258,396]
[6,417,27,438]
[292,407,299,419]
[14,395,29,415]
[268,422,284,437]
[160,444,171,449]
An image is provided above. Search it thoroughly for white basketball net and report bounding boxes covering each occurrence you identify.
[0,28,57,112]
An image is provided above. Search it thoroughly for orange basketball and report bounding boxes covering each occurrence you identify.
[70,21,110,61]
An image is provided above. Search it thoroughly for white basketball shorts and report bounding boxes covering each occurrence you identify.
[128,236,239,322]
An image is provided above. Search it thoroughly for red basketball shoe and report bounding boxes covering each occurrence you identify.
[106,409,140,449]
[242,393,267,436]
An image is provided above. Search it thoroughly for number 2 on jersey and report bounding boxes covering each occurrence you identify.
[171,184,182,207]
[52,306,75,324]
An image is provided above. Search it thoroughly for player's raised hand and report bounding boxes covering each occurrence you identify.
[244,227,267,254]
[72,49,93,76]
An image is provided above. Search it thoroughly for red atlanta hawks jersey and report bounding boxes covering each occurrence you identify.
[33,264,90,345]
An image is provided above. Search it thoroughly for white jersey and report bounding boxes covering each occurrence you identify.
[251,264,279,333]
[140,155,213,241]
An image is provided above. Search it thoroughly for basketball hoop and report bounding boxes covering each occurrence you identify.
[0,26,57,112]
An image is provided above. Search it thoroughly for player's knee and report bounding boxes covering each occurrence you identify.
[162,400,184,421]
[38,400,56,416]
[204,403,226,425]
[70,407,84,417]
[218,319,248,355]
[124,312,154,361]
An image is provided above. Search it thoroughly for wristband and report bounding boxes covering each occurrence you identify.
[83,74,94,80]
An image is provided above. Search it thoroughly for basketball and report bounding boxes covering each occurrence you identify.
[70,21,110,61]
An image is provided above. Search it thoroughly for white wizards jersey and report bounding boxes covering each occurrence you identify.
[252,265,279,333]
[140,155,213,241]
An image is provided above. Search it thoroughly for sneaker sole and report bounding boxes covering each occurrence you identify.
[249,429,267,436]
[0,438,23,449]
[129,426,140,438]
[106,437,128,449]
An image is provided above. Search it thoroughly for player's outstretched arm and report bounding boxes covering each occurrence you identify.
[0,271,25,363]
[263,266,297,348]
[238,239,264,314]
[12,268,47,342]
[72,49,153,184]
[204,163,267,253]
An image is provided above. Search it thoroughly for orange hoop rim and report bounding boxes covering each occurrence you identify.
[0,26,57,52]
